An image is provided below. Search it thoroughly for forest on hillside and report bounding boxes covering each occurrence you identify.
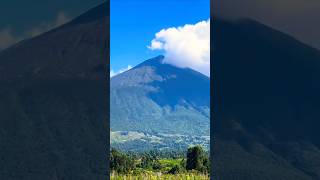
[110,145,210,179]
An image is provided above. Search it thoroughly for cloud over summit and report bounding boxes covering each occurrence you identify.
[148,19,210,76]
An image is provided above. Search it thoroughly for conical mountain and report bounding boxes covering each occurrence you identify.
[212,18,320,180]
[0,2,108,81]
[111,55,210,137]
[0,2,108,180]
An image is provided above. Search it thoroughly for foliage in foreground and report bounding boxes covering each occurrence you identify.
[111,172,209,180]
[110,145,210,178]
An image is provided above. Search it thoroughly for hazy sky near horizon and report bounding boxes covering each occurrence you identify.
[111,0,210,77]
[213,0,320,50]
[0,0,104,50]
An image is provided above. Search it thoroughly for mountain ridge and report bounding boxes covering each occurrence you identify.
[0,2,109,179]
[212,18,320,180]
[0,2,109,81]
[110,55,210,151]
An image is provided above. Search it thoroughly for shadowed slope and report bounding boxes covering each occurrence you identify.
[212,18,320,180]
[0,2,109,180]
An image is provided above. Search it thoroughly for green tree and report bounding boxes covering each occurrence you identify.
[202,154,210,173]
[140,154,153,169]
[180,158,186,169]
[110,148,134,174]
[139,153,162,170]
[186,145,209,173]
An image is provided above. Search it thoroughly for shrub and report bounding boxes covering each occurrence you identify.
[168,165,181,174]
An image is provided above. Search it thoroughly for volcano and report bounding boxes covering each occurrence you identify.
[0,2,109,180]
[110,55,210,151]
[212,18,320,180]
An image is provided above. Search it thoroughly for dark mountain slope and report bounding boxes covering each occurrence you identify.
[111,55,210,136]
[0,2,108,180]
[0,2,108,81]
[212,19,320,179]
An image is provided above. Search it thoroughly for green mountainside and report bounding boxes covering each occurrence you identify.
[110,55,210,151]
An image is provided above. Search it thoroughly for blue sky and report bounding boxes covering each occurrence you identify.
[111,0,210,74]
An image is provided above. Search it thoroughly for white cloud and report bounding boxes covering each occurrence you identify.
[110,65,133,77]
[148,19,210,76]
[148,39,163,50]
[0,12,70,51]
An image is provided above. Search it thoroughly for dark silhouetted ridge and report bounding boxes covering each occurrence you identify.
[68,1,108,26]
[0,2,109,180]
[212,18,320,180]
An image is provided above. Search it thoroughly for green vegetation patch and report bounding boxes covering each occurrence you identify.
[110,145,210,179]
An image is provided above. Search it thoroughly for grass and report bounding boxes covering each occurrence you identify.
[158,158,183,172]
[110,158,210,179]
[111,172,209,180]
[159,158,182,166]
[110,158,210,180]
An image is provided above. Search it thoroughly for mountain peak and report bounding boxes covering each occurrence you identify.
[0,1,108,81]
[135,55,164,68]
[111,54,210,137]
[67,1,108,26]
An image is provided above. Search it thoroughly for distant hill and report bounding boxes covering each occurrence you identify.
[0,2,108,180]
[110,55,210,151]
[212,18,320,180]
